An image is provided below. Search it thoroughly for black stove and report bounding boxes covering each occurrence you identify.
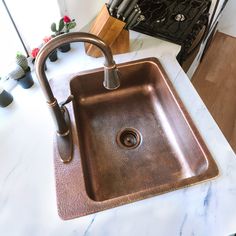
[134,0,211,44]
[134,0,211,64]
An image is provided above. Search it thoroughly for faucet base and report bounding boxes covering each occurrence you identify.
[56,106,73,163]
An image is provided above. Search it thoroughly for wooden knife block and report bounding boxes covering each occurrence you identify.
[85,5,130,58]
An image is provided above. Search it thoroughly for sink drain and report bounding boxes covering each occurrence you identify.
[117,128,142,149]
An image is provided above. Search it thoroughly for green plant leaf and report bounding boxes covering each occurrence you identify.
[16,51,22,57]
[67,21,76,30]
[51,23,57,32]
[58,18,65,32]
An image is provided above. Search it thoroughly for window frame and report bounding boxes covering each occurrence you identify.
[2,0,29,57]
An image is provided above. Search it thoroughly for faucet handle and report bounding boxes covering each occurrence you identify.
[60,95,74,107]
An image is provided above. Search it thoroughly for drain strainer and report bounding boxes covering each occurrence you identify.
[117,128,142,149]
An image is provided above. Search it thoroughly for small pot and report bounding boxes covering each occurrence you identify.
[25,66,31,73]
[49,49,58,62]
[58,43,71,53]
[18,70,34,89]
[0,88,13,107]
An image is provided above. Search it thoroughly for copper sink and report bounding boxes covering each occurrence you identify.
[54,58,219,219]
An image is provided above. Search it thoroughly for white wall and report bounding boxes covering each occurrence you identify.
[6,0,61,49]
[218,0,236,37]
[57,0,106,31]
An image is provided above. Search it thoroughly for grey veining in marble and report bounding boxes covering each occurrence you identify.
[0,31,236,236]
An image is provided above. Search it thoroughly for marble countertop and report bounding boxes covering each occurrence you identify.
[0,31,236,236]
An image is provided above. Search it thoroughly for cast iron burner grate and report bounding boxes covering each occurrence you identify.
[134,0,211,45]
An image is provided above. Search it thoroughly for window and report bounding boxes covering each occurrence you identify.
[0,0,60,80]
[5,0,61,49]
[0,0,26,77]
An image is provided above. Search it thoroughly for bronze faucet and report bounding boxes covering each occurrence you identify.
[35,32,121,163]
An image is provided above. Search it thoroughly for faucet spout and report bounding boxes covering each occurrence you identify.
[104,64,120,90]
[35,32,121,163]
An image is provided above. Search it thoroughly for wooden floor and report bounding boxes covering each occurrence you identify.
[192,32,236,153]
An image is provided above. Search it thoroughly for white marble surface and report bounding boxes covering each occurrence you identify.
[0,31,236,236]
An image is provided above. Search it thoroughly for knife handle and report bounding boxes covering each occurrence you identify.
[109,0,122,15]
[128,14,145,30]
[125,8,138,25]
[122,0,139,20]
[117,0,133,18]
[126,10,141,30]
[106,0,113,8]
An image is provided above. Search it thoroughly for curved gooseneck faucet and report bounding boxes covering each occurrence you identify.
[35,32,121,163]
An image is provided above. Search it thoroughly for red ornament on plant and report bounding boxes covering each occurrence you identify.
[63,16,71,23]
[31,48,40,59]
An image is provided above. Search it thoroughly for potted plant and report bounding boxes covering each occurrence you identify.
[51,18,66,52]
[0,85,13,108]
[51,18,64,36]
[15,52,34,88]
[63,16,76,34]
[31,48,40,64]
[16,52,30,72]
[51,16,76,53]
[31,47,48,68]
[7,63,34,89]
[43,36,58,62]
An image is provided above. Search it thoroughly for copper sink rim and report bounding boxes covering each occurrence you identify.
[77,171,219,204]
[52,57,219,220]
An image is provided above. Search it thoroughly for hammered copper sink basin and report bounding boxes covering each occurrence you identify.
[54,58,218,219]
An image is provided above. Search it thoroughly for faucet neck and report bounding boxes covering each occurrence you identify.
[35,32,120,163]
[35,32,119,134]
[35,32,116,102]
